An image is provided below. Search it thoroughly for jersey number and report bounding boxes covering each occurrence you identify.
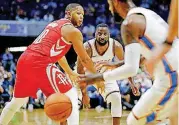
[33,29,49,44]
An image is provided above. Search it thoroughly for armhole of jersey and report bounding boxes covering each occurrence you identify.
[113,39,115,57]
[87,41,93,58]
[128,13,146,37]
[61,23,73,27]
[61,23,73,45]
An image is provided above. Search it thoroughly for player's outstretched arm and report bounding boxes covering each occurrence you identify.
[61,25,96,74]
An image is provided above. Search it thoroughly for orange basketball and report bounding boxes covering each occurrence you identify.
[44,92,72,122]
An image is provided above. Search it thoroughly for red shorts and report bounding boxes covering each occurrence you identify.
[14,51,72,98]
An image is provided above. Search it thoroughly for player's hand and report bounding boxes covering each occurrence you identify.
[77,73,104,84]
[131,84,140,96]
[129,80,140,96]
[94,81,105,94]
[95,62,116,73]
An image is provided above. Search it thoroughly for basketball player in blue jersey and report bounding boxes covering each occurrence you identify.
[78,0,178,125]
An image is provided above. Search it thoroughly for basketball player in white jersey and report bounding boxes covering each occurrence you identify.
[78,0,178,125]
[77,23,124,125]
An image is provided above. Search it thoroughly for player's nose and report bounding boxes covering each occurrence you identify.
[79,14,83,20]
[101,34,105,39]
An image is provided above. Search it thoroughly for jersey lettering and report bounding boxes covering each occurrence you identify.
[33,29,49,44]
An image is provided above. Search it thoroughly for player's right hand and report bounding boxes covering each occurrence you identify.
[129,81,140,96]
[94,81,105,94]
[131,85,140,96]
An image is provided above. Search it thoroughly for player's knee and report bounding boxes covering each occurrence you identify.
[127,112,146,125]
[108,92,122,117]
[108,92,121,105]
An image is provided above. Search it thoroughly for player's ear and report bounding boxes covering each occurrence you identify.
[108,29,110,38]
[95,30,97,38]
[65,11,72,19]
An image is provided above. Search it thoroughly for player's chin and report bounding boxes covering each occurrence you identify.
[78,22,83,27]
[99,41,106,44]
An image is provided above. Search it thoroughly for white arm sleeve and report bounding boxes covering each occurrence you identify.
[103,43,141,81]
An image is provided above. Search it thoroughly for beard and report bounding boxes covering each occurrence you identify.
[71,19,78,27]
[70,15,79,27]
[96,39,109,46]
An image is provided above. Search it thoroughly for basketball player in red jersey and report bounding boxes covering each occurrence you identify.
[0,3,96,125]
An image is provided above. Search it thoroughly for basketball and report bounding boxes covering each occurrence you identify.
[44,93,72,122]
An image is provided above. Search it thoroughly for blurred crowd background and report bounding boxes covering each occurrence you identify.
[0,0,170,111]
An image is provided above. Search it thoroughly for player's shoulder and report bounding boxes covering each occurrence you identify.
[125,14,145,26]
[47,19,71,28]
[85,38,95,44]
[61,24,81,37]
[83,38,95,49]
[47,21,59,28]
[122,13,146,38]
[113,39,123,47]
[128,7,153,15]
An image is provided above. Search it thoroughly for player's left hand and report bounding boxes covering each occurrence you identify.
[95,62,116,73]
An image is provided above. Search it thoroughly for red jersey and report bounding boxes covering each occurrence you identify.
[27,19,72,63]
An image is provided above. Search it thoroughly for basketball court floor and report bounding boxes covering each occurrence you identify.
[6,109,130,125]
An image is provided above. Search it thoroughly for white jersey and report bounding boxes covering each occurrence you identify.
[127,7,178,77]
[84,38,122,82]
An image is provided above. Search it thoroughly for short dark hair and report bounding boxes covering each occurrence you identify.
[96,23,109,30]
[65,3,82,12]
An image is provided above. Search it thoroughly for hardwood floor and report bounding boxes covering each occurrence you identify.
[5,109,130,125]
